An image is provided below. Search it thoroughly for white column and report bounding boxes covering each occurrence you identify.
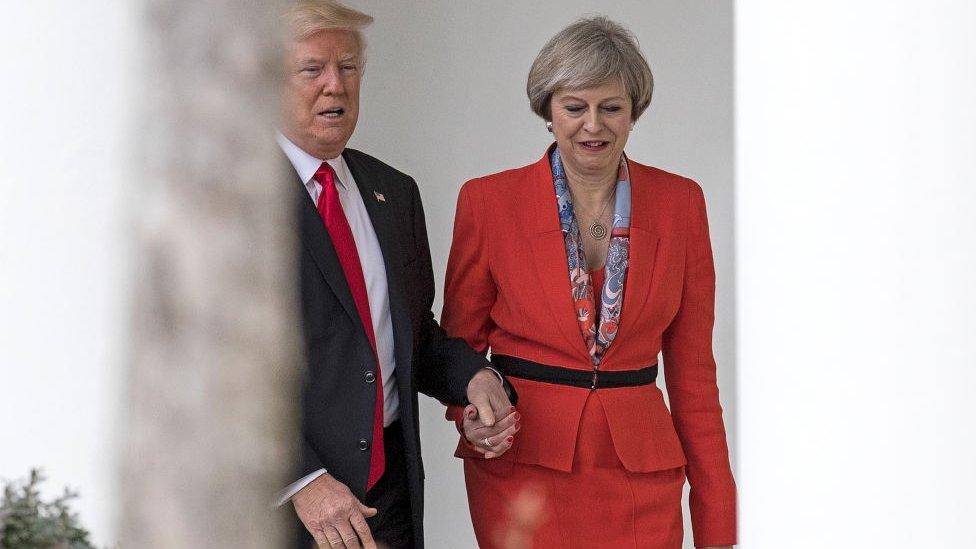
[0,2,138,545]
[736,1,976,547]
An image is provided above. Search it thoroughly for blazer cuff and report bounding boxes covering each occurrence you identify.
[691,497,737,548]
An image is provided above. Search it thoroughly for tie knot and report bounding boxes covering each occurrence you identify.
[313,161,336,187]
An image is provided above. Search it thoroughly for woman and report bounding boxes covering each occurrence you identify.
[442,16,736,549]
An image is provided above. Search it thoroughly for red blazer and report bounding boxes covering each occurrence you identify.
[442,149,736,544]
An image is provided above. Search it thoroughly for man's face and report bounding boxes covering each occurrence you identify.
[281,29,362,159]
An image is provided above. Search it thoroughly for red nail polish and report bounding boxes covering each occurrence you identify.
[515,421,521,431]
[513,412,521,421]
[506,436,514,443]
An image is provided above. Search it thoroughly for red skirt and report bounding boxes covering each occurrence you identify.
[463,392,686,549]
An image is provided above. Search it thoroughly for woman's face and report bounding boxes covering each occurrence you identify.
[549,79,633,180]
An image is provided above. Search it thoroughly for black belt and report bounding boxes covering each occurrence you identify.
[491,355,657,390]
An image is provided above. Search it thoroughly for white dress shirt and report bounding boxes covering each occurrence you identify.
[276,133,400,505]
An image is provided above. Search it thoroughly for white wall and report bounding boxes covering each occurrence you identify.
[345,2,735,547]
[736,1,976,547]
[0,2,137,546]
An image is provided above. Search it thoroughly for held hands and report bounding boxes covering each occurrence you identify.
[462,368,520,459]
[462,403,520,458]
[464,367,521,458]
[292,472,378,549]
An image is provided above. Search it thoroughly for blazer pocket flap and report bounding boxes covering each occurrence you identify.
[600,385,687,472]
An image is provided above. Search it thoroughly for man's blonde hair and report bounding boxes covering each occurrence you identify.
[282,1,374,61]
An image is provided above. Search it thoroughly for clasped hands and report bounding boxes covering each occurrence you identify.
[294,368,516,548]
[462,367,520,459]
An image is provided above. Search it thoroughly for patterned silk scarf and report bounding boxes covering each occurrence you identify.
[551,147,632,366]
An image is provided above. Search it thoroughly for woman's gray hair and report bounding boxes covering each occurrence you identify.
[282,1,374,61]
[527,16,654,122]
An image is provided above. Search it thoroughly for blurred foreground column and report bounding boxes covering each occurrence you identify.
[121,1,296,547]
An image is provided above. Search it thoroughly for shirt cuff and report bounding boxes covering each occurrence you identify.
[483,366,505,385]
[274,468,326,508]
[483,366,518,404]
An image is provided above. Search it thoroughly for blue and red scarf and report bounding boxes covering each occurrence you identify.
[551,148,632,366]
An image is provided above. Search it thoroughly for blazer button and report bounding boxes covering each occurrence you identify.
[358,439,369,451]
[364,370,376,384]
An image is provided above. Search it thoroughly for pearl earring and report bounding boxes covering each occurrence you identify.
[546,121,553,133]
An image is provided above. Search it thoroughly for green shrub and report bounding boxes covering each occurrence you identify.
[0,470,95,549]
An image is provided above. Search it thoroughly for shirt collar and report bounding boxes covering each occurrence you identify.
[276,132,350,190]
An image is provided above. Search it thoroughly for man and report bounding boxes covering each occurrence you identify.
[275,2,518,548]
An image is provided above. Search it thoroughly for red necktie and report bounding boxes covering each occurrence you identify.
[314,161,385,490]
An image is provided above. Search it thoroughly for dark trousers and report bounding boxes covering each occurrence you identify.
[293,421,415,549]
[364,421,414,548]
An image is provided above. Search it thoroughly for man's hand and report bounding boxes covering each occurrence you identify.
[465,368,519,458]
[465,368,514,427]
[292,473,378,549]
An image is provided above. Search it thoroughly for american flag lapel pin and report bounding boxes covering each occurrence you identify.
[373,191,386,202]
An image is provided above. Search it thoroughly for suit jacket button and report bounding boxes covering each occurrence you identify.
[364,371,376,383]
[358,439,369,451]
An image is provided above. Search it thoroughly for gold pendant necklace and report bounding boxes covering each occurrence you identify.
[573,191,614,241]
[589,219,608,240]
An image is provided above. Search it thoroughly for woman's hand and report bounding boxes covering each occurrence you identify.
[461,403,520,458]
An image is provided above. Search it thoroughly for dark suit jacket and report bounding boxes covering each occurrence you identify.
[294,148,488,548]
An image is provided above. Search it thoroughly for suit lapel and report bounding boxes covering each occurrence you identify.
[295,166,362,327]
[342,150,415,384]
[526,154,593,361]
